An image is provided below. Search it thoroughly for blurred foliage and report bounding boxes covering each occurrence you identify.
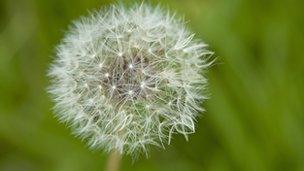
[0,0,303,171]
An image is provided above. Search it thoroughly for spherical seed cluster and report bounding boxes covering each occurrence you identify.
[48,4,212,156]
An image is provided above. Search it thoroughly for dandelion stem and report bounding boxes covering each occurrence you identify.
[106,150,121,171]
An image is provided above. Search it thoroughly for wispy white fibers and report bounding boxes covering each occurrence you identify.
[48,4,212,156]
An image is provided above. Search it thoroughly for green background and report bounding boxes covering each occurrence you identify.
[0,0,303,170]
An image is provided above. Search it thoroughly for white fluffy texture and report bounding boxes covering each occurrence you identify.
[48,4,212,156]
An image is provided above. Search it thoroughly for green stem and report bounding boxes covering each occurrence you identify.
[106,150,121,171]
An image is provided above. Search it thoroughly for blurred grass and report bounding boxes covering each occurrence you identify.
[0,0,303,171]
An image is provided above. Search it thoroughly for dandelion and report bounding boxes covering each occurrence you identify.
[48,3,212,159]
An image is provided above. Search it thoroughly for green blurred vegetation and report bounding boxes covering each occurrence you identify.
[0,0,303,171]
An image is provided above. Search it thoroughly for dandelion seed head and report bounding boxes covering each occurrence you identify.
[48,4,212,156]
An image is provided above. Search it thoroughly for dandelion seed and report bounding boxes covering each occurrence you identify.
[128,90,134,95]
[148,48,152,53]
[140,82,145,88]
[98,63,103,68]
[105,73,110,78]
[128,64,134,69]
[145,105,150,109]
[118,52,123,57]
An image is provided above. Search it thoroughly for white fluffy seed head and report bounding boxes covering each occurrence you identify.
[48,4,212,157]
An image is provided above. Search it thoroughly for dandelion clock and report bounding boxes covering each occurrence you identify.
[48,3,212,170]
